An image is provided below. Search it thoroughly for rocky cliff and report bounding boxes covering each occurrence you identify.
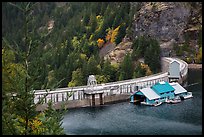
[104,2,202,64]
[132,2,201,43]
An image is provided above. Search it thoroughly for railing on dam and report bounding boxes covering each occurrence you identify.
[33,57,188,104]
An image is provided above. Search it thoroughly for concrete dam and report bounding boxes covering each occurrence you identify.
[34,57,188,111]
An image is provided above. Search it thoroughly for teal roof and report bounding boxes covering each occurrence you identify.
[151,81,175,94]
[135,91,144,96]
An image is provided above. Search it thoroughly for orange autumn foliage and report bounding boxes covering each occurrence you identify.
[97,38,105,48]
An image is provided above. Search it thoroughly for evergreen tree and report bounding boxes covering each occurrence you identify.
[144,38,161,73]
[89,14,97,33]
[2,3,66,135]
[119,53,133,80]
[133,62,146,78]
[83,11,90,26]
[68,68,84,87]
[101,60,117,82]
[87,55,99,76]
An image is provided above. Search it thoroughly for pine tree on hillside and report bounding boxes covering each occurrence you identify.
[2,2,66,135]
[119,53,133,80]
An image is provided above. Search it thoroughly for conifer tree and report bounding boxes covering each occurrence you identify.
[119,53,133,80]
[2,2,66,135]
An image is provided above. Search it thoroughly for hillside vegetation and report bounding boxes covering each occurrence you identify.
[2,2,202,89]
[3,2,202,135]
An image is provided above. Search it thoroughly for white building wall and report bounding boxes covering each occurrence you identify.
[169,61,180,78]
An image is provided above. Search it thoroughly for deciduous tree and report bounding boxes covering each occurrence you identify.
[68,68,84,87]
[97,38,105,48]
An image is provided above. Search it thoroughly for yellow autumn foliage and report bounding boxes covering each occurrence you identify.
[2,48,26,93]
[145,67,152,76]
[15,113,47,134]
[105,26,120,43]
[96,15,102,20]
[111,26,120,43]
[141,63,152,76]
[95,15,103,33]
[105,28,112,42]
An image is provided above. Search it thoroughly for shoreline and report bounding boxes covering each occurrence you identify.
[188,64,202,69]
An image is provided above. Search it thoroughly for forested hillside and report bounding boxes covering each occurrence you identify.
[2,2,201,90]
[3,2,133,88]
[2,2,202,135]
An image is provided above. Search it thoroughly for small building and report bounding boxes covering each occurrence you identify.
[130,87,160,105]
[131,81,175,105]
[151,81,175,101]
[87,75,97,86]
[168,61,180,82]
[169,82,187,98]
[130,81,192,106]
[84,75,104,106]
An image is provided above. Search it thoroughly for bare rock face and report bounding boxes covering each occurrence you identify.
[104,42,133,65]
[104,2,202,64]
[133,2,191,43]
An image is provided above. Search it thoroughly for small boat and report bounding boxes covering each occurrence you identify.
[169,99,181,104]
[153,101,162,106]
[165,99,171,103]
[140,102,153,106]
[165,96,181,104]
[183,92,193,99]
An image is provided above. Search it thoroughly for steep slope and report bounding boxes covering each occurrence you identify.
[132,2,202,41]
[104,2,202,64]
[131,2,202,59]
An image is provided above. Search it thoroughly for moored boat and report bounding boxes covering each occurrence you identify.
[183,92,193,99]
[169,99,181,104]
[165,98,171,103]
[153,101,162,106]
[140,102,153,106]
[165,96,181,104]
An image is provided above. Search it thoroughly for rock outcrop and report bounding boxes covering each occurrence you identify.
[104,42,132,65]
[104,2,202,64]
[132,2,192,43]
[131,2,202,58]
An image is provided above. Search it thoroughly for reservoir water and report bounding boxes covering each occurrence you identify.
[62,69,202,135]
